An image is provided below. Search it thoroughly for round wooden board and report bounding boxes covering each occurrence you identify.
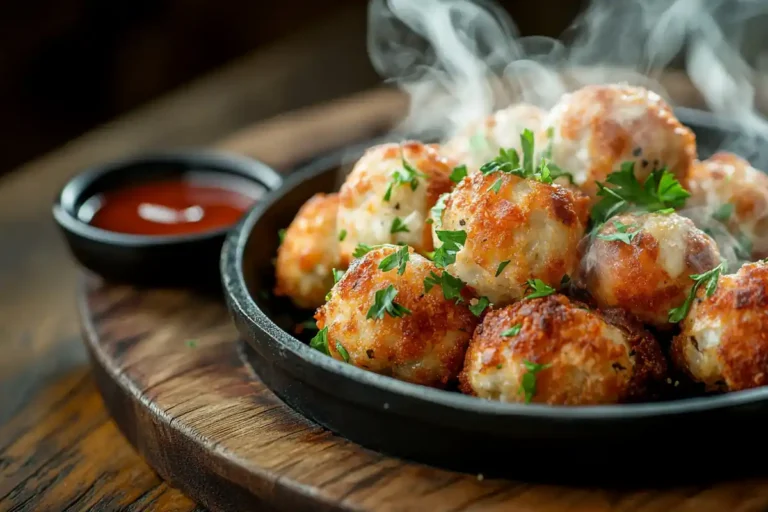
[79,272,768,512]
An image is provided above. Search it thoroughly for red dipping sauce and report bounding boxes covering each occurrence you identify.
[81,175,262,236]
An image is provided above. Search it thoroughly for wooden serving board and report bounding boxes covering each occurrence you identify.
[80,273,768,512]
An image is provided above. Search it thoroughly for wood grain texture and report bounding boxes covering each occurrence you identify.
[76,273,768,512]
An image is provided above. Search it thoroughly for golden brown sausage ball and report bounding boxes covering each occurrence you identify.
[543,84,696,200]
[315,245,478,388]
[433,171,589,306]
[274,192,342,309]
[337,141,456,266]
[671,261,768,392]
[458,294,667,405]
[684,152,768,260]
[577,212,721,328]
[442,104,547,172]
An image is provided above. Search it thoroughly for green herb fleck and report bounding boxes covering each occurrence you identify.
[524,279,556,299]
[353,243,376,258]
[278,229,287,244]
[450,165,468,183]
[495,260,510,277]
[332,268,345,284]
[378,245,410,275]
[390,217,410,234]
[185,339,198,348]
[596,220,640,245]
[490,177,503,194]
[430,193,449,229]
[469,296,491,316]
[478,129,573,185]
[433,230,467,268]
[496,363,503,369]
[423,270,466,303]
[384,156,427,201]
[519,360,551,403]
[502,324,522,337]
[668,260,727,323]
[366,285,412,320]
[713,203,734,222]
[310,327,330,355]
[338,229,347,241]
[300,320,318,331]
[336,341,350,363]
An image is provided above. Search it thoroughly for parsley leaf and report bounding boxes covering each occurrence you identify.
[430,193,449,229]
[353,243,376,258]
[450,165,468,183]
[502,324,522,337]
[469,296,491,316]
[278,229,287,244]
[332,268,345,284]
[524,279,556,299]
[713,203,734,222]
[423,270,466,303]
[366,285,412,320]
[338,229,347,241]
[383,157,427,201]
[519,360,551,403]
[378,245,410,275]
[433,230,467,268]
[310,327,330,355]
[668,261,727,323]
[390,217,410,234]
[495,261,510,277]
[490,177,503,194]
[596,220,640,244]
[185,339,198,348]
[335,341,350,363]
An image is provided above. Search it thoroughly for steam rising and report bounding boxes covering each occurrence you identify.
[367,0,768,147]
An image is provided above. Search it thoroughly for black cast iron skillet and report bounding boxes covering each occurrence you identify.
[222,108,768,485]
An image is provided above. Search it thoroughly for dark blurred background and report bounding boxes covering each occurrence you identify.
[0,0,588,174]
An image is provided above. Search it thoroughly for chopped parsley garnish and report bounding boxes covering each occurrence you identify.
[668,260,727,323]
[430,193,449,229]
[390,217,410,234]
[423,270,465,303]
[383,157,427,201]
[332,268,345,284]
[433,230,467,268]
[519,360,551,403]
[310,327,330,355]
[378,245,409,275]
[489,177,503,194]
[479,129,573,185]
[366,285,412,320]
[353,243,376,258]
[278,229,287,244]
[469,296,491,316]
[590,162,690,230]
[524,279,556,299]
[336,341,350,363]
[338,229,347,241]
[713,203,734,222]
[596,220,640,244]
[450,165,468,183]
[502,324,522,337]
[495,261,510,277]
[185,339,198,348]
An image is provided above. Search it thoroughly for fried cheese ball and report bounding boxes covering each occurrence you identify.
[433,171,589,306]
[671,261,768,392]
[577,212,721,328]
[543,84,696,199]
[337,141,455,265]
[274,192,342,309]
[315,245,478,388]
[442,103,547,172]
[684,152,768,260]
[459,294,667,405]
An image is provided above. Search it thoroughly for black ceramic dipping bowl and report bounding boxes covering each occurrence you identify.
[54,150,281,290]
[222,110,768,484]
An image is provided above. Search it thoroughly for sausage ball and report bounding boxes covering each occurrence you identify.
[459,294,667,405]
[315,245,478,388]
[442,103,547,172]
[274,193,342,309]
[671,261,768,392]
[337,141,456,265]
[433,171,589,306]
[683,152,768,260]
[543,84,696,200]
[577,212,721,328]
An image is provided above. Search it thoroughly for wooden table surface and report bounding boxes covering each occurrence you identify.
[2,5,767,508]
